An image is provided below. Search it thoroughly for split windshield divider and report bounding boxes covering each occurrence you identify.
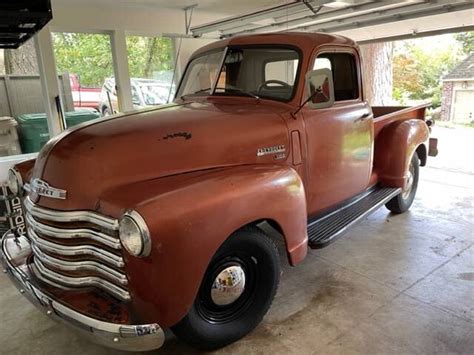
[210,47,229,96]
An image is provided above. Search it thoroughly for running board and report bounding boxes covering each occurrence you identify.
[308,187,401,249]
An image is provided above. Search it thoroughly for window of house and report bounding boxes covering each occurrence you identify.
[313,53,359,101]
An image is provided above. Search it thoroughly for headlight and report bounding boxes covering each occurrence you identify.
[118,210,151,257]
[7,168,23,195]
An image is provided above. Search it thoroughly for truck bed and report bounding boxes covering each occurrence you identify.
[372,103,429,137]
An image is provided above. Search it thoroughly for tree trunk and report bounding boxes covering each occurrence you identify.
[359,42,393,106]
[4,39,38,75]
[144,37,158,78]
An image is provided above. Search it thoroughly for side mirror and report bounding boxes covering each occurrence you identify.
[305,68,334,109]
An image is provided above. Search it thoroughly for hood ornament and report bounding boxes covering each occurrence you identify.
[27,178,67,202]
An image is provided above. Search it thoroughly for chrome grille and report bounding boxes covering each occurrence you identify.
[24,197,130,301]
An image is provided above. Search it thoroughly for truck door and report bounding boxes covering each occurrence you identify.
[302,49,373,216]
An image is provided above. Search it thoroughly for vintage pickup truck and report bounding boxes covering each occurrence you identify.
[1,32,437,351]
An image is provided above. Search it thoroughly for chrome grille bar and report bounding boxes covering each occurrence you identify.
[23,197,131,301]
[24,197,119,231]
[25,213,121,249]
[32,244,128,286]
[33,258,130,301]
[28,228,125,268]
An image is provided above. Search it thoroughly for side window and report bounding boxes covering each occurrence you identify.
[314,57,332,70]
[313,53,359,101]
[265,59,298,85]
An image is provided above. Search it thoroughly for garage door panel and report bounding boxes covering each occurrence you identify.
[452,90,474,123]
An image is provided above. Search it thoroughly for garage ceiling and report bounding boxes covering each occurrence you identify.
[189,0,474,41]
[51,0,285,15]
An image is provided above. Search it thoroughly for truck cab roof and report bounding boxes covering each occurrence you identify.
[192,32,358,58]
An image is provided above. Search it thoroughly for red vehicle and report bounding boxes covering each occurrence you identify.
[69,73,101,110]
[1,33,437,352]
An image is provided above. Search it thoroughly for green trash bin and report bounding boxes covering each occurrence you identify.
[15,113,50,153]
[16,110,101,153]
[65,109,100,128]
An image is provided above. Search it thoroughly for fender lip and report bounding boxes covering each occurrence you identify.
[1,232,165,352]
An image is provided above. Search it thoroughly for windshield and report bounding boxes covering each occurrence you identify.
[176,46,300,102]
[177,49,225,98]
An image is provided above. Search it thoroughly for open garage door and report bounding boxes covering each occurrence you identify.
[452,90,474,123]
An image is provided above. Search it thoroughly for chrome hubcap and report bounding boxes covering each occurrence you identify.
[402,163,415,199]
[211,265,246,306]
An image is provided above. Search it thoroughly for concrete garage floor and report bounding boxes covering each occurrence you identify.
[1,128,473,354]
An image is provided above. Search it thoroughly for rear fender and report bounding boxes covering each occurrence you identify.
[374,119,429,188]
[118,165,307,327]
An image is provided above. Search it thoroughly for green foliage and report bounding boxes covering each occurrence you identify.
[52,33,174,88]
[392,41,460,108]
[126,36,173,78]
[455,32,474,55]
[52,33,114,87]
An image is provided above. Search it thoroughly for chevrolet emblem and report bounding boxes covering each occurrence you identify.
[28,178,67,201]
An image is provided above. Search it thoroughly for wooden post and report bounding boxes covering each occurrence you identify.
[110,30,133,112]
[60,71,74,112]
[34,26,64,136]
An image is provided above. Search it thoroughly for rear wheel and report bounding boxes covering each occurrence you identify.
[171,227,280,350]
[385,152,420,214]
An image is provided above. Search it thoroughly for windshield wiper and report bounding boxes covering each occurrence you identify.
[180,87,212,100]
[220,86,260,100]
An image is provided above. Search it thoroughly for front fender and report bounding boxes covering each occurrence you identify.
[102,165,307,327]
[374,119,429,188]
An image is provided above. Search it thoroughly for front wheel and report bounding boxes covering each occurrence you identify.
[385,152,420,214]
[171,227,280,350]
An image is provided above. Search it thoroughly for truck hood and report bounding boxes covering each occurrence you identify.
[32,100,291,211]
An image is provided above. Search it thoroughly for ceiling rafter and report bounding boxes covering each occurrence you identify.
[219,1,425,36]
[190,0,337,36]
[190,0,474,39]
[300,1,474,33]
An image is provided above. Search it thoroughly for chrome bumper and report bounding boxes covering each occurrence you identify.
[0,232,165,352]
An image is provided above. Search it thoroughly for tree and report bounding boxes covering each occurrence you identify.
[52,33,114,87]
[360,42,393,105]
[4,39,38,75]
[126,36,173,78]
[455,32,474,55]
[52,33,174,88]
[392,41,460,107]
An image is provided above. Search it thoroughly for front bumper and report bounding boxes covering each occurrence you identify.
[0,231,165,352]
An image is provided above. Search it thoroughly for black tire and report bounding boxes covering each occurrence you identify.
[102,106,111,117]
[171,227,280,350]
[385,152,420,214]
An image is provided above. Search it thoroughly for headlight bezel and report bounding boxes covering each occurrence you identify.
[7,168,23,195]
[118,210,151,257]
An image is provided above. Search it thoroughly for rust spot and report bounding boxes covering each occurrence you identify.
[162,132,192,140]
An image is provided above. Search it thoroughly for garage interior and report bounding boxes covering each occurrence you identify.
[0,0,473,354]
